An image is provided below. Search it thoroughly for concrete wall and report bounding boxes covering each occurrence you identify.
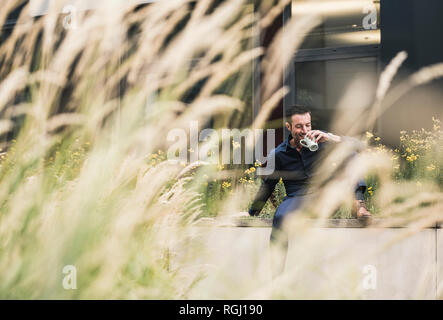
[169,221,441,299]
[438,229,442,299]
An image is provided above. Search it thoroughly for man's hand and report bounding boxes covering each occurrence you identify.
[306,130,341,143]
[305,130,329,143]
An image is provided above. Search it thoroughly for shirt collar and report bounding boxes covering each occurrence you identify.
[284,134,294,152]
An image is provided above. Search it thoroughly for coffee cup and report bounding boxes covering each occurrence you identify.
[300,136,318,152]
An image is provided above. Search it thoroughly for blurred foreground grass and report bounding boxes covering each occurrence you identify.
[0,0,442,299]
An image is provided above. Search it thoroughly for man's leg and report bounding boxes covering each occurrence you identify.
[355,180,366,200]
[353,180,372,219]
[270,195,306,278]
[343,150,372,219]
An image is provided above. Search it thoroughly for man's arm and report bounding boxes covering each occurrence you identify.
[325,132,342,143]
[306,130,341,143]
[248,150,279,216]
[248,177,279,216]
[306,130,365,150]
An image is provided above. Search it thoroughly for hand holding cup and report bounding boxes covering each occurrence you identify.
[300,136,319,152]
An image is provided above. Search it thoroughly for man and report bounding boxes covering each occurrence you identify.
[247,105,371,275]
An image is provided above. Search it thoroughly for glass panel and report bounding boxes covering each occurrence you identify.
[294,56,377,131]
[292,0,381,49]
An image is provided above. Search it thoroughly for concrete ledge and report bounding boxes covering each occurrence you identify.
[172,224,442,299]
[195,217,441,228]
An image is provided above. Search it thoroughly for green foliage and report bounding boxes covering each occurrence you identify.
[394,117,442,185]
[364,117,442,209]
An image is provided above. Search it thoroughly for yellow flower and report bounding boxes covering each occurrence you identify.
[249,167,256,173]
[405,147,411,153]
[368,190,373,196]
[222,181,231,189]
[254,160,262,167]
[368,186,373,190]
[374,137,381,141]
[366,132,374,139]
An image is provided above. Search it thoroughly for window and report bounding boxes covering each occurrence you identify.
[294,56,378,132]
[292,0,380,49]
[284,0,381,134]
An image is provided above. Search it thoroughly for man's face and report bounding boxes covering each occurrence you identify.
[285,113,312,142]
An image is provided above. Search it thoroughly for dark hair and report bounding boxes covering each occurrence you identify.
[285,105,311,120]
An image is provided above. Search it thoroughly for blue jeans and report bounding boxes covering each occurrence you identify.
[269,195,307,277]
[271,182,366,242]
[271,195,307,243]
[269,182,366,277]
